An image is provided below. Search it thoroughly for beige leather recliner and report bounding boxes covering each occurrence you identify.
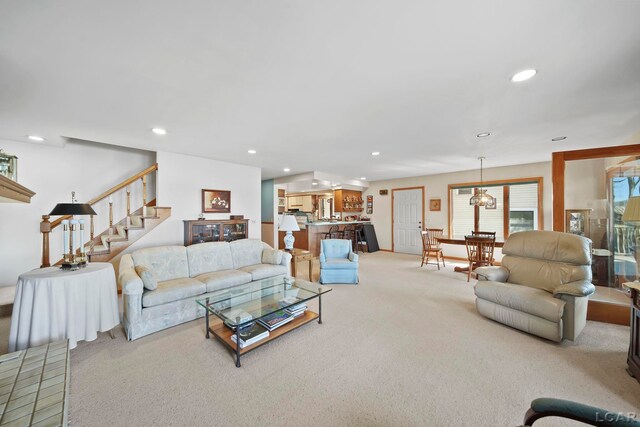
[474,230,594,342]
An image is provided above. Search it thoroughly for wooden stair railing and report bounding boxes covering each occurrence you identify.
[40,163,158,267]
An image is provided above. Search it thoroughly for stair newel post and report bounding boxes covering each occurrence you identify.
[108,195,114,235]
[40,215,51,268]
[142,175,148,217]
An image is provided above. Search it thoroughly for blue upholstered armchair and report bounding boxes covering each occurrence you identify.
[319,239,359,284]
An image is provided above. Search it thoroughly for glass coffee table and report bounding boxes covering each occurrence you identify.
[196,277,331,367]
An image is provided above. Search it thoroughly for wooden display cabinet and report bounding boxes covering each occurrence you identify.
[184,219,249,246]
[334,189,363,212]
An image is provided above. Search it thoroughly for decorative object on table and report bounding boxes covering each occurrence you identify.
[198,212,205,220]
[230,215,244,220]
[366,195,373,214]
[0,148,18,180]
[279,214,300,250]
[429,198,441,211]
[469,157,496,209]
[202,189,230,213]
[379,189,388,196]
[565,209,590,236]
[49,191,97,270]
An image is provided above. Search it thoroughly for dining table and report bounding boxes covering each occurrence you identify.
[436,236,504,273]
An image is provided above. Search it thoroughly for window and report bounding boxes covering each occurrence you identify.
[449,178,543,241]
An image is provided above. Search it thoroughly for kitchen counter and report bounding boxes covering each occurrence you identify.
[306,221,370,226]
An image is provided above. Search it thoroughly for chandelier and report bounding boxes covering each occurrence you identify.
[469,157,496,209]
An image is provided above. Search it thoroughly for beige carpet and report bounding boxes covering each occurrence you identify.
[6,252,639,426]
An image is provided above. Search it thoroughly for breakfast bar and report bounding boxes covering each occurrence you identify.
[278,221,372,256]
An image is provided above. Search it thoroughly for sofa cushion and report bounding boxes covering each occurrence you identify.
[321,258,358,270]
[135,265,158,291]
[262,248,283,265]
[474,281,565,323]
[187,242,234,277]
[132,246,190,282]
[230,239,264,269]
[142,277,206,308]
[239,264,288,281]
[195,269,252,292]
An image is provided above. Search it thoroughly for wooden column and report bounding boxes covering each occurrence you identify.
[40,215,51,268]
[552,151,565,231]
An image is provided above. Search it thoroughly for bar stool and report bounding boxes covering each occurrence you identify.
[354,224,367,253]
[322,225,340,239]
[341,224,355,242]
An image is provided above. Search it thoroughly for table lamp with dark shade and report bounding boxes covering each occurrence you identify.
[49,191,97,270]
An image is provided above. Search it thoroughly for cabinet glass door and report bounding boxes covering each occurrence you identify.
[192,224,221,244]
[223,223,247,242]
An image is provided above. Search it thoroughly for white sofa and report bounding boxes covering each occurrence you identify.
[118,239,291,340]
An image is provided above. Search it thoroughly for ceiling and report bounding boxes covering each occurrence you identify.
[1,0,639,181]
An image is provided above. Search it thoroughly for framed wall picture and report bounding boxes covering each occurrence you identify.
[429,198,441,211]
[565,209,590,236]
[202,189,231,213]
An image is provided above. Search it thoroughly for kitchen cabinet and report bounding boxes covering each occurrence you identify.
[287,195,313,212]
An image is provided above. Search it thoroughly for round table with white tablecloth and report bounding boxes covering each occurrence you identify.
[8,262,120,351]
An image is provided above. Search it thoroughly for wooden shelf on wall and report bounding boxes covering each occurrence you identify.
[334,189,363,212]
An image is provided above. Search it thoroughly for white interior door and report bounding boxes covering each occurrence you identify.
[393,188,423,254]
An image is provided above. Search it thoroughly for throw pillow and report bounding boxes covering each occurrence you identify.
[135,265,158,291]
[262,249,283,265]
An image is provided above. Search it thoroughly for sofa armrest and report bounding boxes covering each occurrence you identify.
[119,254,143,295]
[553,280,595,297]
[475,266,509,282]
[280,251,292,268]
[348,252,359,263]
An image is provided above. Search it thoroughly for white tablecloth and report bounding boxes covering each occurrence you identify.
[9,262,120,351]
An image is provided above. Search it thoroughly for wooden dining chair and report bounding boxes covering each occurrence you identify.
[471,230,497,238]
[420,229,445,269]
[464,235,496,281]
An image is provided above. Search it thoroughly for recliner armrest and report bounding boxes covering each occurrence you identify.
[475,266,509,282]
[348,252,358,263]
[553,280,595,297]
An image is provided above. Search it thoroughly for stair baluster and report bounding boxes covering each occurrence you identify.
[142,175,147,217]
[108,197,114,234]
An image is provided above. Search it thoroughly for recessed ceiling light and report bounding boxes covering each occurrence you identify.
[511,69,537,82]
[283,168,290,172]
[360,177,366,180]
[312,182,318,186]
[551,136,567,142]
[371,152,380,156]
[247,149,257,154]
[27,135,45,142]
[151,127,167,135]
[476,132,491,138]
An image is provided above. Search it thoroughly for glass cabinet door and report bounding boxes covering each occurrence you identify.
[192,223,221,244]
[223,223,247,242]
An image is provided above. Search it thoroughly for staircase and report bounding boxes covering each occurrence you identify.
[40,163,171,267]
[86,204,172,262]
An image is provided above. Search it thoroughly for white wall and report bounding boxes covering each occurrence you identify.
[118,150,261,252]
[363,161,552,260]
[0,139,156,287]
[565,158,606,209]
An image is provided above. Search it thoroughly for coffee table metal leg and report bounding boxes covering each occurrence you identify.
[309,259,313,281]
[235,316,241,368]
[205,297,210,339]
[318,287,322,325]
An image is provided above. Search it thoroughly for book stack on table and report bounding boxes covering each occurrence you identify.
[284,302,307,318]
[257,310,295,332]
[230,323,270,348]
